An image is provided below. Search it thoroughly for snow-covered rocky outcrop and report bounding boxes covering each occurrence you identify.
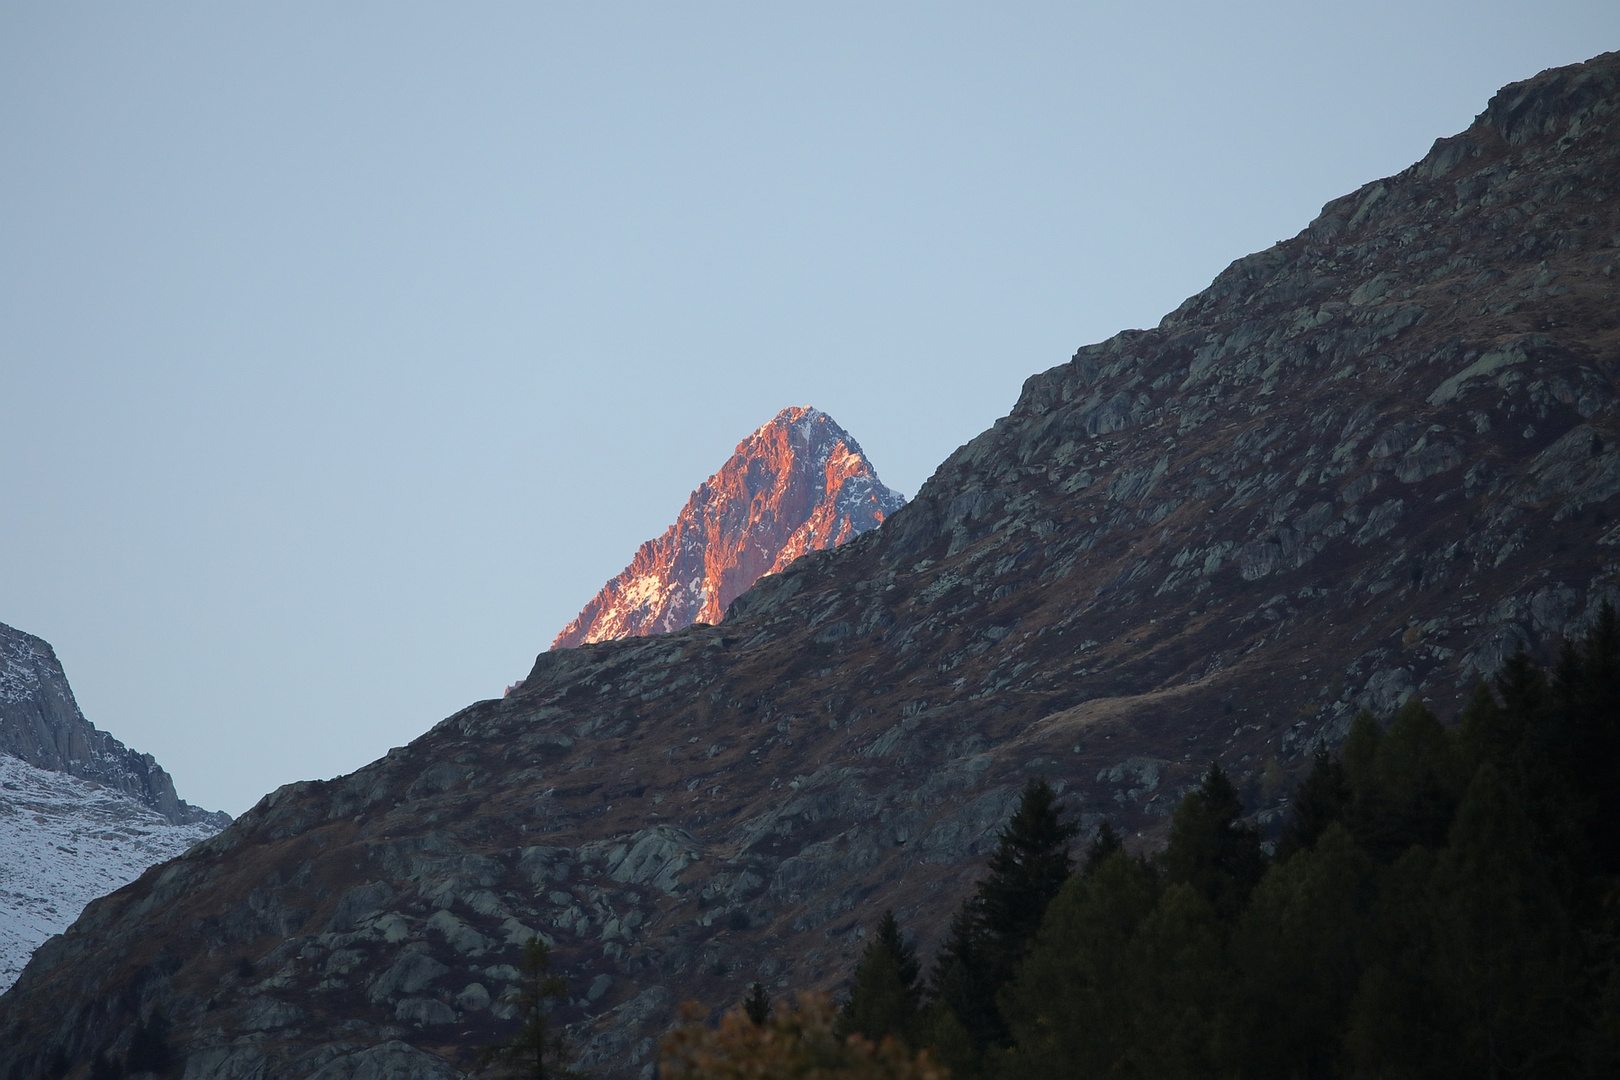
[552,406,905,649]
[0,754,220,992]
[0,620,228,992]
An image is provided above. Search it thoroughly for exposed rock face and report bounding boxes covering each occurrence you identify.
[6,52,1620,1080]
[0,622,224,828]
[551,407,905,649]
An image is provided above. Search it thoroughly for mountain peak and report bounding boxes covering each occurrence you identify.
[551,407,904,649]
[0,621,224,827]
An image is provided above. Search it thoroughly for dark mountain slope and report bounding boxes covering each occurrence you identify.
[4,51,1620,1080]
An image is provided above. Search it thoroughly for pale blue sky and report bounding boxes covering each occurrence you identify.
[2,3,1616,815]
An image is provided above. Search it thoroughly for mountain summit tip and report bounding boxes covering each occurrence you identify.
[551,406,905,649]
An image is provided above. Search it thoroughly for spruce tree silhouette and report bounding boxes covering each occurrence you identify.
[480,937,576,1080]
[837,910,921,1044]
[928,778,1076,1056]
[743,982,771,1026]
[1083,820,1123,875]
[1160,762,1264,920]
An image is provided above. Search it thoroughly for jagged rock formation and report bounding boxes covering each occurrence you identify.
[5,51,1620,1080]
[552,407,905,649]
[0,622,224,828]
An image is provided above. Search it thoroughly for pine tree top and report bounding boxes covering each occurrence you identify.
[872,910,921,991]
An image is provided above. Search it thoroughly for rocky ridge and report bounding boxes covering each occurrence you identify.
[4,52,1620,1080]
[551,407,905,649]
[0,622,225,828]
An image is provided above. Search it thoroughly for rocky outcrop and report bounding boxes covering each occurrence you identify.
[0,624,228,995]
[6,51,1620,1080]
[0,755,221,993]
[0,622,224,827]
[551,407,905,649]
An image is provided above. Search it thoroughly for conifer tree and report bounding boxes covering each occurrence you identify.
[1083,820,1122,875]
[875,908,922,992]
[1119,881,1224,1078]
[481,937,575,1080]
[1274,746,1350,860]
[1388,698,1462,844]
[1160,762,1264,920]
[927,779,1076,1057]
[1428,764,1579,1078]
[1553,603,1620,875]
[743,982,771,1026]
[998,851,1159,1080]
[838,911,921,1045]
[978,779,1077,985]
[1340,710,1381,796]
[1456,682,1512,772]
[927,903,998,1054]
[916,989,982,1080]
[1345,697,1465,863]
[1229,823,1372,1079]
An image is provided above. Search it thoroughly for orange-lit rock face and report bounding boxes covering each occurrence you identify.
[552,407,904,648]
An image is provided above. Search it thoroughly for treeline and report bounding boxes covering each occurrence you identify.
[810,609,1620,1079]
